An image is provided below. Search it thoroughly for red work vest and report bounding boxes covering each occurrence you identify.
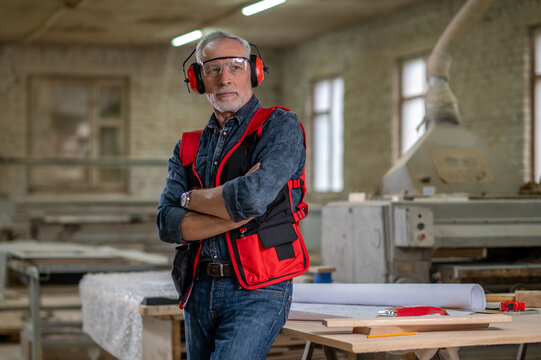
[177,106,310,306]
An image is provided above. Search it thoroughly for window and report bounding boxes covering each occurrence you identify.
[29,76,128,192]
[312,77,344,192]
[534,28,541,182]
[399,57,427,155]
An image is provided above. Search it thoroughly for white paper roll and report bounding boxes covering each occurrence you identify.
[292,283,486,310]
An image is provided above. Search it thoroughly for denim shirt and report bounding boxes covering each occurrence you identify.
[157,96,305,264]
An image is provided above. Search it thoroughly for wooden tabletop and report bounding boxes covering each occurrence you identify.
[281,313,541,354]
[139,303,183,318]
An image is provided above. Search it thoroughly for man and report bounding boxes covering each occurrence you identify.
[157,31,309,360]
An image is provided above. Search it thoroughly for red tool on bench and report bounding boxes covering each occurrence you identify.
[378,305,449,317]
[500,301,525,311]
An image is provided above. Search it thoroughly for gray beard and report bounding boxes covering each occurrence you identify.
[207,90,250,114]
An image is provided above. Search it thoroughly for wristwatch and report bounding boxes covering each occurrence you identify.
[180,190,192,210]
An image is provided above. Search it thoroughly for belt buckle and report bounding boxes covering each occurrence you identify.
[217,263,224,277]
[208,262,224,277]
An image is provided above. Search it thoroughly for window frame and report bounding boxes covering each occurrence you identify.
[27,74,130,193]
[531,27,541,183]
[397,54,429,157]
[309,75,344,193]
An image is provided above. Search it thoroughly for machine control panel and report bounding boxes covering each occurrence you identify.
[394,206,435,247]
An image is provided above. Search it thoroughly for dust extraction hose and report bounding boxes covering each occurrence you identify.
[425,0,493,127]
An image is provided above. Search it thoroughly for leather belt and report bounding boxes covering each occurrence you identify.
[204,262,234,277]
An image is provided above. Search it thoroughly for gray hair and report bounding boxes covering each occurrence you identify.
[195,31,251,63]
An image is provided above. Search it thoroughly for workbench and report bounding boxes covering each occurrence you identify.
[81,271,308,360]
[139,300,541,360]
[80,270,541,360]
[0,241,170,360]
[282,312,541,360]
[138,297,185,360]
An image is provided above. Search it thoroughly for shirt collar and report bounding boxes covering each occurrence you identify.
[206,95,260,131]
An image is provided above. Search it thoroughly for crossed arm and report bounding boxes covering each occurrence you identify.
[157,110,304,245]
[180,163,260,241]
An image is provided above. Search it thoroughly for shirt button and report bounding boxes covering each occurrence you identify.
[214,161,218,166]
[222,131,227,136]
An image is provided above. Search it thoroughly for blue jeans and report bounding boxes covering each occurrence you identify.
[184,270,293,360]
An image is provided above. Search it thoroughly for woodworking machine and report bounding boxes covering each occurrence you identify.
[322,125,541,291]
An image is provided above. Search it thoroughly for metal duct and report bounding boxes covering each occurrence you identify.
[425,0,493,127]
[383,0,523,196]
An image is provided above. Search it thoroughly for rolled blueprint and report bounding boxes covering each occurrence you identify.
[292,283,486,310]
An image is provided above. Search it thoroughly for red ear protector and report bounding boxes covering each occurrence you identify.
[182,43,269,94]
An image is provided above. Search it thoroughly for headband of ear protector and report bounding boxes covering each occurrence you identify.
[182,43,269,94]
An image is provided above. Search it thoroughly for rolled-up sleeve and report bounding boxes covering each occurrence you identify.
[222,109,305,222]
[156,141,190,244]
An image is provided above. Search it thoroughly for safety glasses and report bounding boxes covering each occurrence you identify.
[201,56,250,78]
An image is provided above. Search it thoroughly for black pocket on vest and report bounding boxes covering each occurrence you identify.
[258,223,297,260]
[171,245,196,299]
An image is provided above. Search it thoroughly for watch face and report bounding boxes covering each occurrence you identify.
[181,193,187,207]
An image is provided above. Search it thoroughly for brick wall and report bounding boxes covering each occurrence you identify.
[277,0,541,203]
[1,0,540,208]
[0,44,278,202]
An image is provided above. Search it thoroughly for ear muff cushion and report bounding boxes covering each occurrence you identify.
[250,55,265,88]
[187,63,205,94]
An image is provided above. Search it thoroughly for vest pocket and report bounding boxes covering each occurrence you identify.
[235,223,305,286]
[236,233,268,285]
[258,223,297,260]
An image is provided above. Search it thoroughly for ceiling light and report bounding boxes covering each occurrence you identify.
[242,0,286,16]
[171,30,203,47]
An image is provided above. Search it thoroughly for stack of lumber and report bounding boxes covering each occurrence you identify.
[485,290,541,308]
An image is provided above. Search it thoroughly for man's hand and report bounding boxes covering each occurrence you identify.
[179,162,261,240]
[181,212,253,241]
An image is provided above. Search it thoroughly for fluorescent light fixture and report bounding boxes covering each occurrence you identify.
[242,0,286,16]
[171,30,203,47]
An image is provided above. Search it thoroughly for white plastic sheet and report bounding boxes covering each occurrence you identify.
[292,283,486,310]
[79,271,177,360]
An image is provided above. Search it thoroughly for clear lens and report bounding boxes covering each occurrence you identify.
[202,57,248,78]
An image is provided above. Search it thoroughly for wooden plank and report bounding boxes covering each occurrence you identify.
[515,290,541,308]
[323,314,512,336]
[142,316,173,360]
[271,334,306,347]
[139,304,183,318]
[46,309,83,323]
[323,314,512,328]
[485,293,515,302]
[0,309,82,337]
[353,323,489,336]
[42,214,136,225]
[0,311,22,335]
[308,266,336,274]
[288,310,350,321]
[432,248,486,259]
[0,241,122,259]
[23,258,124,265]
[0,286,81,310]
[282,313,541,355]
[172,318,184,360]
[1,241,168,266]
[100,246,169,265]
